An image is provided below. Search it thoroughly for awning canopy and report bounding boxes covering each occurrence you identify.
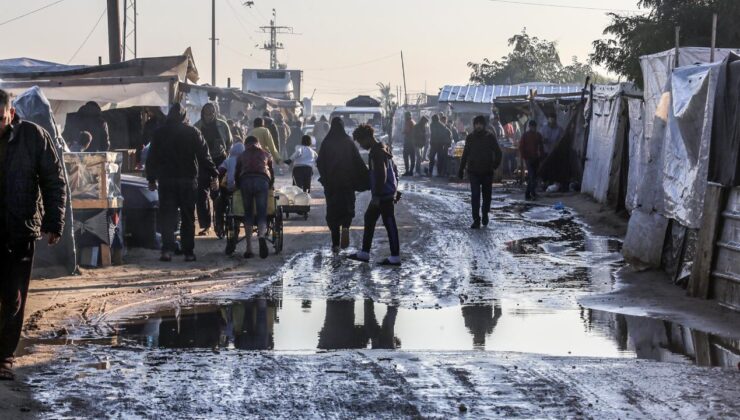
[0,48,199,84]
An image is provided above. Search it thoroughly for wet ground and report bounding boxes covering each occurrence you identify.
[15,181,740,418]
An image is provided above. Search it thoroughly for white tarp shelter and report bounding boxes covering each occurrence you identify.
[624,49,733,267]
[581,83,640,205]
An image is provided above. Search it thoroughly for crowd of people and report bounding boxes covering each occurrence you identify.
[0,85,561,380]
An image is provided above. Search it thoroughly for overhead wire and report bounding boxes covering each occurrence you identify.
[66,8,106,64]
[0,0,67,27]
[486,0,643,13]
[303,52,400,72]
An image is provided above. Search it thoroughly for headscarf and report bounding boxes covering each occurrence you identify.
[323,117,350,142]
[221,141,246,188]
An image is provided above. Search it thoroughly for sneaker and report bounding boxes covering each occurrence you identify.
[347,253,370,263]
[378,257,402,267]
[159,252,172,262]
[259,237,269,259]
[184,254,197,262]
[482,214,489,226]
[340,227,350,249]
[470,220,481,229]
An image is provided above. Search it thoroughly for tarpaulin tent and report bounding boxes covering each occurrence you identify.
[581,84,640,206]
[624,52,730,269]
[12,87,78,275]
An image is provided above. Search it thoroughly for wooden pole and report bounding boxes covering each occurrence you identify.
[674,26,681,68]
[711,13,718,62]
[401,51,408,106]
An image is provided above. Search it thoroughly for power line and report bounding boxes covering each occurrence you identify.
[487,0,642,13]
[226,0,256,42]
[303,52,400,72]
[67,8,106,64]
[0,0,67,27]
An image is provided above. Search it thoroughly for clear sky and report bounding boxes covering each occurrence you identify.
[1,0,644,105]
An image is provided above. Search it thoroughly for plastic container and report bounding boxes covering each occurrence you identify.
[293,192,311,206]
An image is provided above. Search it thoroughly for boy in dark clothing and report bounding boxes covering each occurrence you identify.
[519,120,545,200]
[348,125,402,266]
[401,112,415,176]
[458,115,502,229]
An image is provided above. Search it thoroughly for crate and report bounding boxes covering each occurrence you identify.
[64,152,124,209]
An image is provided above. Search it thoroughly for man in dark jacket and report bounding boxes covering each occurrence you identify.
[317,117,368,251]
[458,115,502,229]
[348,125,402,266]
[78,101,110,152]
[401,112,415,176]
[0,89,66,380]
[147,103,218,262]
[429,114,452,177]
[194,103,232,236]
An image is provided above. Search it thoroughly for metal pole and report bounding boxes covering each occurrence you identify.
[211,0,216,86]
[401,51,408,106]
[711,13,718,62]
[674,26,681,68]
[122,1,127,60]
[107,0,122,64]
[133,0,137,59]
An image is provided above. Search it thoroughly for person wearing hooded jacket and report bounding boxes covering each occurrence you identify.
[312,115,330,149]
[458,115,502,229]
[316,117,369,252]
[429,114,453,177]
[69,101,110,152]
[147,103,218,262]
[194,103,233,236]
[347,125,402,266]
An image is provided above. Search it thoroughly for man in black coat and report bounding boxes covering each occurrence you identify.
[0,89,66,380]
[458,115,502,229]
[146,103,218,262]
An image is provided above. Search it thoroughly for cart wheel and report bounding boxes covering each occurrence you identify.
[273,209,284,254]
[303,212,308,221]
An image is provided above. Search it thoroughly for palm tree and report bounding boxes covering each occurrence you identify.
[376,82,396,116]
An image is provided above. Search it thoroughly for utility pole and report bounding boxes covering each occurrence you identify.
[122,0,137,61]
[674,26,681,68]
[107,0,122,64]
[401,51,408,106]
[211,0,217,86]
[711,13,718,62]
[259,9,295,70]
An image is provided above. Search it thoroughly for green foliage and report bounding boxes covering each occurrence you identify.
[468,29,605,85]
[591,0,740,87]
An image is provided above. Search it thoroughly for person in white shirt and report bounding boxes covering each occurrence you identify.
[285,135,318,192]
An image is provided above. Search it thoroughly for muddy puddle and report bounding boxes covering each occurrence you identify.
[18,186,739,376]
[97,288,737,368]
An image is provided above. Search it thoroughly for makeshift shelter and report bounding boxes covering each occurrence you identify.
[580,83,641,207]
[621,49,740,309]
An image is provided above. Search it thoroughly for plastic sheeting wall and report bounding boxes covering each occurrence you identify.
[625,98,645,211]
[581,87,623,203]
[640,47,740,144]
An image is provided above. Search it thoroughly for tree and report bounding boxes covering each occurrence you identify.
[376,82,397,134]
[591,0,740,87]
[468,29,603,85]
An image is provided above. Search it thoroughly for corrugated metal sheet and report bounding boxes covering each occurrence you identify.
[439,84,584,103]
